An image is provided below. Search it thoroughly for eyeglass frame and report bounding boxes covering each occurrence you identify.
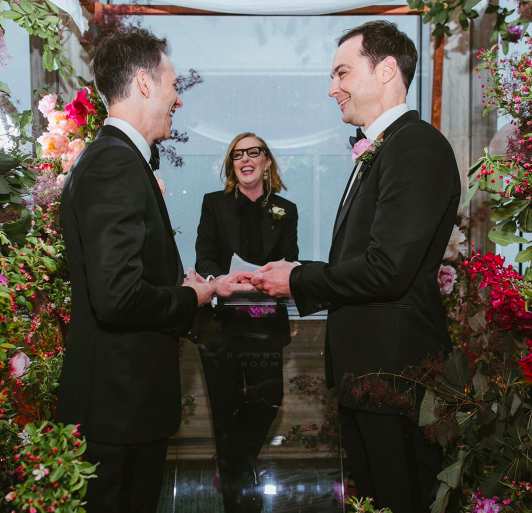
[230,146,269,160]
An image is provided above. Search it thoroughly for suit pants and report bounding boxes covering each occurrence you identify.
[84,437,168,513]
[199,343,284,513]
[338,403,442,513]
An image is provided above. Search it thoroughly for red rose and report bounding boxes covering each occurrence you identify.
[519,352,532,381]
[65,88,96,126]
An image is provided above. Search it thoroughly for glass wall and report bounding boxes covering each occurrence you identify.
[131,14,428,512]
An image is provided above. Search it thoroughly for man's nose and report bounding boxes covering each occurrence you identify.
[175,93,183,109]
[328,80,339,98]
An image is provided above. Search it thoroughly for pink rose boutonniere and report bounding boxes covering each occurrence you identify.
[351,132,384,165]
[65,88,96,126]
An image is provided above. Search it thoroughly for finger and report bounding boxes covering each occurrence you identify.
[229,283,254,292]
[250,275,263,286]
[195,273,207,284]
[255,262,275,273]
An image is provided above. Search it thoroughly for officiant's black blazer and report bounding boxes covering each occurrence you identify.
[290,111,461,409]
[55,125,197,445]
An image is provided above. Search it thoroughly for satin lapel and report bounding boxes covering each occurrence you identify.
[332,163,358,238]
[331,110,420,243]
[261,196,279,258]
[97,126,183,280]
[98,126,175,239]
[219,193,242,258]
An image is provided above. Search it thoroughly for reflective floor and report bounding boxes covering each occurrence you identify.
[157,318,347,512]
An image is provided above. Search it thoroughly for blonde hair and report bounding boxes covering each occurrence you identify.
[221,132,287,196]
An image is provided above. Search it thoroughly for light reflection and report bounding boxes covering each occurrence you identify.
[264,484,277,495]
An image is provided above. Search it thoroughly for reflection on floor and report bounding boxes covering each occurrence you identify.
[158,460,346,513]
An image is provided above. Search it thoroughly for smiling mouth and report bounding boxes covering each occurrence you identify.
[241,166,255,175]
[339,97,350,109]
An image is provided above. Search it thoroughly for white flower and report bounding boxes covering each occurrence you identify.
[271,206,285,217]
[32,464,50,481]
[444,225,467,261]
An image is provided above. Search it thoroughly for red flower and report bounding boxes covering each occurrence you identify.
[65,88,96,126]
[519,352,532,380]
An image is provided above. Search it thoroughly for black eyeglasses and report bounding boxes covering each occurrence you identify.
[230,147,268,160]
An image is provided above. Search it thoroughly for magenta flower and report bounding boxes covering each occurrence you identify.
[0,274,8,286]
[65,88,96,126]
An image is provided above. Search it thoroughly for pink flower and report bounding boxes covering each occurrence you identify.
[0,274,8,286]
[65,88,96,126]
[472,495,502,513]
[5,491,16,501]
[10,352,30,378]
[438,264,457,294]
[37,131,70,158]
[351,138,375,163]
[47,110,79,135]
[56,173,67,187]
[37,94,57,117]
[61,138,85,173]
[444,225,467,261]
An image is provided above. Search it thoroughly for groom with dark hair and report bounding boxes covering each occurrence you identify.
[55,27,250,512]
[252,21,461,512]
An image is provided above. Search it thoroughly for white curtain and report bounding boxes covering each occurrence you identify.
[49,0,394,34]
[143,0,391,14]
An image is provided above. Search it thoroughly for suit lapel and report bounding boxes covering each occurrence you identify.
[98,125,175,239]
[331,110,420,243]
[97,126,183,280]
[219,193,242,258]
[261,196,279,258]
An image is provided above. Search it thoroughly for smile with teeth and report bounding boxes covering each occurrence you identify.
[241,166,255,175]
[339,97,350,107]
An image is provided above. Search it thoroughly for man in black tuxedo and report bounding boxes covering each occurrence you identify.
[251,21,461,512]
[55,28,251,513]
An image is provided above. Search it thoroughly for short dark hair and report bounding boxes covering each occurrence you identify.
[93,27,170,109]
[337,21,417,91]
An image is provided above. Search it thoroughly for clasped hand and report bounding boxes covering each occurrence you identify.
[183,261,297,306]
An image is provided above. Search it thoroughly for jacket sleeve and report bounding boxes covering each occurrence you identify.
[277,203,299,262]
[72,144,197,333]
[290,124,459,316]
[195,194,224,277]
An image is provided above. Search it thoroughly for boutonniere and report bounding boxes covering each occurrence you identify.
[268,204,285,230]
[351,132,384,165]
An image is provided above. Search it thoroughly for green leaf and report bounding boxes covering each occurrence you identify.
[0,175,9,195]
[516,245,532,263]
[25,423,37,437]
[0,81,9,94]
[445,349,469,391]
[433,9,449,25]
[460,180,479,209]
[430,482,450,513]
[419,391,437,426]
[436,450,465,488]
[510,393,523,417]
[50,465,65,482]
[472,368,490,401]
[519,206,532,233]
[464,0,483,11]
[0,151,21,172]
[490,200,529,222]
[488,229,528,246]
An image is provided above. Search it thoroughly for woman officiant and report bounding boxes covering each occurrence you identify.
[195,132,298,512]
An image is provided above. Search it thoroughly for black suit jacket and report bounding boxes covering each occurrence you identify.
[195,191,298,345]
[290,111,461,409]
[55,125,197,445]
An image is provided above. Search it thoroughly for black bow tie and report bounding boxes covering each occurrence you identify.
[349,127,366,147]
[149,144,160,171]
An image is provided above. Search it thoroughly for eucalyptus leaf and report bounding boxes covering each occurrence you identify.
[472,368,490,401]
[510,393,523,417]
[460,180,479,209]
[464,0,483,12]
[419,390,437,427]
[436,450,465,488]
[430,482,450,513]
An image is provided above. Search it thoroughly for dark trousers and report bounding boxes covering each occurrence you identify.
[200,345,284,513]
[84,437,168,513]
[338,403,442,513]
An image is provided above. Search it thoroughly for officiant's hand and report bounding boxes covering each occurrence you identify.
[210,270,255,297]
[183,268,214,307]
[250,261,297,298]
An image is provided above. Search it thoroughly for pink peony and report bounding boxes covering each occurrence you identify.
[47,110,79,135]
[37,131,69,158]
[65,88,96,126]
[351,138,375,163]
[61,138,85,173]
[444,225,467,261]
[438,264,457,295]
[10,351,30,378]
[37,94,57,117]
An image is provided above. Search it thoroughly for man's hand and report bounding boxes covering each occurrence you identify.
[210,270,255,297]
[250,261,298,298]
[183,268,214,307]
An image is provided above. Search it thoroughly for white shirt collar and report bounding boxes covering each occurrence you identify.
[104,117,152,166]
[365,103,410,141]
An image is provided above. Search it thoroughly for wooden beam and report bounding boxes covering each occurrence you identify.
[81,2,424,16]
[431,34,444,131]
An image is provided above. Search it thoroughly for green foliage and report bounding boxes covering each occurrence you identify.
[346,496,393,512]
[2,421,97,510]
[1,0,74,79]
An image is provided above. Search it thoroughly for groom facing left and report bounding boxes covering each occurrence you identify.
[55,28,250,513]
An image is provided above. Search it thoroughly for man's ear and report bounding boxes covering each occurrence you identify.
[381,56,398,85]
[136,70,151,99]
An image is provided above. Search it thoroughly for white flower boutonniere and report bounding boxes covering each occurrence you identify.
[268,204,285,230]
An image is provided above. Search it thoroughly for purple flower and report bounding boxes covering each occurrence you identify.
[472,493,502,513]
[507,25,522,43]
[0,274,8,286]
[249,305,276,318]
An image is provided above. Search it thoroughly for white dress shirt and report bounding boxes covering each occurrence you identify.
[104,117,153,169]
[343,103,410,206]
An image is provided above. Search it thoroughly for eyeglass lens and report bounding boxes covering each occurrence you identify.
[231,147,263,160]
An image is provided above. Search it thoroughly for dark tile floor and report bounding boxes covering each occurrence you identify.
[158,462,347,513]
